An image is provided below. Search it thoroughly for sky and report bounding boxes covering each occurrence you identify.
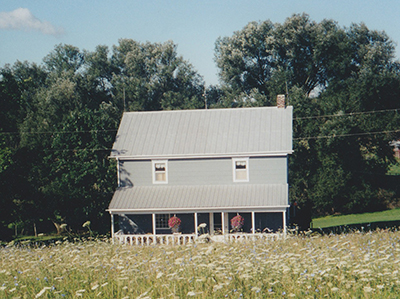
[1,0,400,86]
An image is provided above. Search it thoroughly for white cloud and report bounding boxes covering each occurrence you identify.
[0,8,64,36]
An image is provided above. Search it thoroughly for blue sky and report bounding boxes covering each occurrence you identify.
[1,0,399,86]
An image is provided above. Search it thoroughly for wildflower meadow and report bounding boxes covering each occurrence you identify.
[2,230,400,298]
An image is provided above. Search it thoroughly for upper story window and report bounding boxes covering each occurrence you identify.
[233,158,249,182]
[152,160,168,184]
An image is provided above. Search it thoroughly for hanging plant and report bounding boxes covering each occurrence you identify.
[168,215,181,232]
[230,214,244,232]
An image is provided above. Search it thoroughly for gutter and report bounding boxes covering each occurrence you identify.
[107,205,290,214]
[109,151,293,160]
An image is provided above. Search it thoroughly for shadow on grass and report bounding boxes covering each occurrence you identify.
[1,232,110,247]
[312,220,400,235]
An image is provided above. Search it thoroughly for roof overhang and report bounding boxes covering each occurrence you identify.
[108,184,290,214]
[109,151,293,160]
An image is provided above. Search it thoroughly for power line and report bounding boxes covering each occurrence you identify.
[21,128,400,153]
[294,108,400,121]
[45,148,112,153]
[0,108,399,136]
[0,129,118,136]
[294,128,400,141]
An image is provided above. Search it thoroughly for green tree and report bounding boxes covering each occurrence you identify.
[216,14,400,225]
[111,39,205,111]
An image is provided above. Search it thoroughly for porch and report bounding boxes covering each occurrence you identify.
[111,210,287,245]
[108,184,290,245]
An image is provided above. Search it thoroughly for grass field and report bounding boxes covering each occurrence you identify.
[2,231,400,298]
[312,208,400,229]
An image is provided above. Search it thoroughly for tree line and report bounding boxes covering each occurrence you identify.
[1,13,399,237]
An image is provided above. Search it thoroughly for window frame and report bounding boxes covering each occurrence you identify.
[232,157,249,182]
[152,160,168,184]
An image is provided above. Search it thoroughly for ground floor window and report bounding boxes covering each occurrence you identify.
[155,214,170,229]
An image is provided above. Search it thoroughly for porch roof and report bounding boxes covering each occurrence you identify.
[108,184,289,214]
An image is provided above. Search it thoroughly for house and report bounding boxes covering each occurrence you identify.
[108,98,293,244]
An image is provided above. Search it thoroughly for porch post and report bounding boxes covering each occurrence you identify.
[116,158,120,187]
[194,212,198,236]
[209,212,214,235]
[283,210,287,237]
[111,213,115,243]
[251,212,255,234]
[152,214,156,235]
[221,212,225,235]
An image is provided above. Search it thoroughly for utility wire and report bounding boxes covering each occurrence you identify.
[294,129,400,141]
[294,108,400,121]
[0,108,399,136]
[0,129,118,135]
[29,128,400,153]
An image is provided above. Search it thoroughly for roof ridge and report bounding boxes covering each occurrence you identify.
[122,106,292,115]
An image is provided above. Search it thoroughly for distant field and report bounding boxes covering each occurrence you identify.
[312,208,400,229]
[388,158,400,175]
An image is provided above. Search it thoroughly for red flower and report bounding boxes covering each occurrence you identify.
[168,216,181,228]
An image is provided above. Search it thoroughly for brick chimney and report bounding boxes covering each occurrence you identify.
[277,94,285,108]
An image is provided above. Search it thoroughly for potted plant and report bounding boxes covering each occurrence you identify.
[168,215,181,233]
[230,214,244,232]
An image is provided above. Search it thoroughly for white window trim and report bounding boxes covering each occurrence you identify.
[152,160,168,184]
[232,157,249,182]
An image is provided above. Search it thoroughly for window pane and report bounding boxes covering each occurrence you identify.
[235,161,247,169]
[236,170,247,180]
[156,214,170,228]
[155,163,166,171]
[155,172,166,181]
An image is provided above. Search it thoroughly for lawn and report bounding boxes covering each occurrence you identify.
[312,208,400,229]
[2,231,400,298]
[388,158,400,175]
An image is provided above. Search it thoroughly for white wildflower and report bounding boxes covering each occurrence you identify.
[213,284,224,291]
[35,287,52,298]
[363,286,374,292]
[82,221,91,228]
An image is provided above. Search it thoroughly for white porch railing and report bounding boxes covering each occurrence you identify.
[115,233,196,245]
[114,231,283,245]
[226,233,282,242]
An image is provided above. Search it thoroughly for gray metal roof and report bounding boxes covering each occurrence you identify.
[108,184,289,213]
[111,106,293,159]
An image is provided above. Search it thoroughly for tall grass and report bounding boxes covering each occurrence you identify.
[1,231,400,298]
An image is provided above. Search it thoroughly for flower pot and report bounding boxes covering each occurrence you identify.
[171,225,180,233]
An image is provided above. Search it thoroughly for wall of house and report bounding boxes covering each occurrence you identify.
[119,156,288,187]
